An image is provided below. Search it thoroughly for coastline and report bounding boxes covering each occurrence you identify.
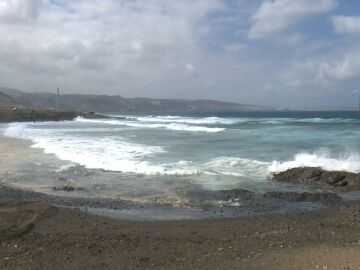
[1,117,360,269]
[0,107,118,123]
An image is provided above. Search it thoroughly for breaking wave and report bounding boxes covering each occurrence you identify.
[75,117,225,133]
[269,152,360,173]
[3,113,360,178]
[135,116,240,125]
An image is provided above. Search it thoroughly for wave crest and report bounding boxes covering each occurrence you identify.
[269,152,360,173]
[75,117,225,133]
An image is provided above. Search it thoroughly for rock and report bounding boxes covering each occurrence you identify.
[52,186,75,192]
[262,191,343,204]
[221,188,255,200]
[185,188,255,204]
[272,167,360,191]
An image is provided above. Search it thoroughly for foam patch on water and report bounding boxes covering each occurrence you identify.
[201,157,269,179]
[269,152,360,173]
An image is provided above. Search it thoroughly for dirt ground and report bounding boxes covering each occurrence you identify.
[0,199,359,270]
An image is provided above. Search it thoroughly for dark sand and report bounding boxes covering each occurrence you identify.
[0,197,359,270]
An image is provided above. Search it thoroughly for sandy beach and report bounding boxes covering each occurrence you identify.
[0,197,359,270]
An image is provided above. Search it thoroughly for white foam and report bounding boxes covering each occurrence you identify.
[75,117,225,133]
[5,122,360,178]
[164,123,225,133]
[2,123,268,177]
[4,123,174,175]
[269,152,360,173]
[202,157,270,179]
[136,116,239,125]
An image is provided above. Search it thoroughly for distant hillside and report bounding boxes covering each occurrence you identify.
[0,90,18,107]
[0,87,274,113]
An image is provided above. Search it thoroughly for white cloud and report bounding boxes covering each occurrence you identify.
[283,50,360,87]
[332,15,360,35]
[0,0,42,22]
[320,52,360,81]
[0,0,222,92]
[249,0,337,39]
[0,0,359,109]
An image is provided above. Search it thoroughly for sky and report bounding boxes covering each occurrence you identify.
[0,0,360,109]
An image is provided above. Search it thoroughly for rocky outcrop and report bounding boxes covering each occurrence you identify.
[273,167,360,191]
[263,191,342,204]
[0,108,110,123]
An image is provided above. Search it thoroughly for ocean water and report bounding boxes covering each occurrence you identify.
[1,111,360,214]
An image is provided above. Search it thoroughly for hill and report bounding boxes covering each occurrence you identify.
[0,87,274,113]
[0,90,18,108]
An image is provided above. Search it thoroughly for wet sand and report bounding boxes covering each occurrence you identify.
[0,197,359,270]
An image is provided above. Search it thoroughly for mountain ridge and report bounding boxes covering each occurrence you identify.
[0,87,274,113]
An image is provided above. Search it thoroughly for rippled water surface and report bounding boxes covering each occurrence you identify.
[2,111,360,207]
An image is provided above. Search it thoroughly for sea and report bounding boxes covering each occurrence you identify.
[1,111,360,219]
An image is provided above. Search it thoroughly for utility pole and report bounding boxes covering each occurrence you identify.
[56,88,60,110]
[352,89,360,112]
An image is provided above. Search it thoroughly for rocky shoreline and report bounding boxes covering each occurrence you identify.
[0,165,359,269]
[0,181,351,222]
[0,108,120,123]
[0,194,359,269]
[272,167,360,191]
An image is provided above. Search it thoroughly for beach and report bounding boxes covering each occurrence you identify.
[0,197,359,270]
[2,0,360,267]
[1,113,360,269]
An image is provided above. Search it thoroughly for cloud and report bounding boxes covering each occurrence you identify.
[0,0,359,109]
[224,42,247,53]
[332,15,360,35]
[283,50,360,87]
[249,0,337,39]
[184,63,196,73]
[275,32,307,46]
[0,0,42,23]
[0,0,222,89]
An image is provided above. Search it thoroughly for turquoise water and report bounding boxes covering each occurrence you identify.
[2,111,360,205]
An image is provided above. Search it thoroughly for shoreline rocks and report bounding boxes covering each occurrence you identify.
[273,167,360,191]
[0,108,120,123]
[263,191,343,204]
